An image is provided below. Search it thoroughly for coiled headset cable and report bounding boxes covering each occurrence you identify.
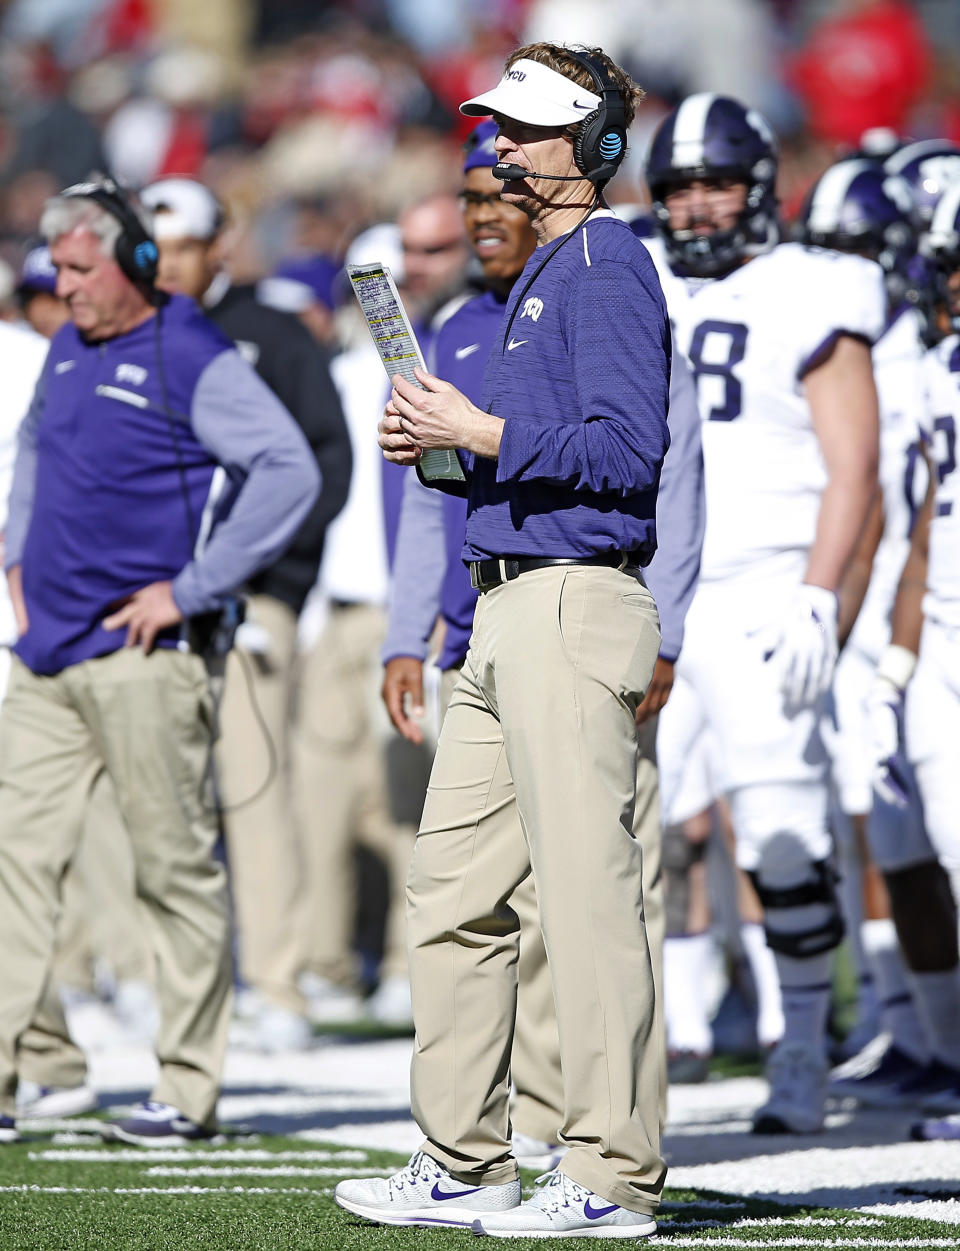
[153,309,279,814]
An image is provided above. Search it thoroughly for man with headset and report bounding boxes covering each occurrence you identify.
[335,44,670,1238]
[0,176,319,1146]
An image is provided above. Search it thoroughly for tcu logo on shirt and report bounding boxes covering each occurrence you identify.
[521,297,544,322]
[115,363,147,386]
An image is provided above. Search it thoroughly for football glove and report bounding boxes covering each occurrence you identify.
[867,644,917,808]
[757,584,838,712]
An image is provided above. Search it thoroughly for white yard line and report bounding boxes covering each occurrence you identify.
[144,1165,383,1177]
[0,1185,331,1196]
[656,1242,960,1249]
[30,1148,367,1163]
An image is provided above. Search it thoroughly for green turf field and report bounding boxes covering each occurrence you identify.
[3,1131,959,1250]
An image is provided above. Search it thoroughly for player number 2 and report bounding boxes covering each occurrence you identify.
[932,414,957,516]
[688,320,749,422]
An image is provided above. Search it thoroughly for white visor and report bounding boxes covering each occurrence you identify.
[460,58,600,127]
[141,178,223,241]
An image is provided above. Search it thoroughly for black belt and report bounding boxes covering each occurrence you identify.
[468,551,634,593]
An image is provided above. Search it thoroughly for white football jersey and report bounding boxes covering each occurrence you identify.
[847,307,928,661]
[0,322,49,652]
[920,333,960,627]
[661,242,886,584]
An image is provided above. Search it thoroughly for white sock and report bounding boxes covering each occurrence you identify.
[774,950,832,1055]
[911,967,960,1069]
[740,922,783,1048]
[663,932,715,1055]
[861,918,928,1063]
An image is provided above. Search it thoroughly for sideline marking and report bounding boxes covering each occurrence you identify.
[0,1184,332,1196]
[30,1148,367,1163]
[657,1239,960,1248]
[146,1165,383,1177]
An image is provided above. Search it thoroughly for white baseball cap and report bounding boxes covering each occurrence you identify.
[460,58,600,128]
[140,178,224,241]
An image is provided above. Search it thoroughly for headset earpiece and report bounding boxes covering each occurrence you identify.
[567,51,627,185]
[59,175,159,287]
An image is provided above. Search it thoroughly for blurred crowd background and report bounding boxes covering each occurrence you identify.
[0,0,957,312]
[3,0,960,1057]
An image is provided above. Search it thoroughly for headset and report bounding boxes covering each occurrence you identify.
[493,50,629,188]
[567,49,628,185]
[59,174,159,287]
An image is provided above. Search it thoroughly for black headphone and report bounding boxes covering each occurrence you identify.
[59,174,159,286]
[567,50,628,185]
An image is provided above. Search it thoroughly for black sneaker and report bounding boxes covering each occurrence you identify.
[102,1101,217,1147]
[911,1113,960,1141]
[894,1059,960,1114]
[829,1040,928,1107]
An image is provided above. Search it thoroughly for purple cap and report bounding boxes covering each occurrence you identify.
[18,245,57,295]
[261,254,339,313]
[462,120,499,173]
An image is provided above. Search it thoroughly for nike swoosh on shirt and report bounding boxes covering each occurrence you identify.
[583,1199,620,1220]
[430,1182,484,1201]
[507,338,528,351]
[455,343,481,360]
[55,360,76,374]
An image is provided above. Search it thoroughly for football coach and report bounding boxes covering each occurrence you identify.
[335,43,670,1239]
[0,177,319,1146]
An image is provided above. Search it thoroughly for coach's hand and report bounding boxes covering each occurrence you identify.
[103,581,184,653]
[379,403,423,466]
[390,368,504,459]
[5,561,29,637]
[382,656,426,744]
[636,657,674,725]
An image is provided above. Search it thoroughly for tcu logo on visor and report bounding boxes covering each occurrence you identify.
[521,297,544,322]
[506,68,527,82]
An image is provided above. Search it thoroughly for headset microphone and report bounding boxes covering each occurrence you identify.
[493,162,584,183]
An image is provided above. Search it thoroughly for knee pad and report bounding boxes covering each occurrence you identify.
[662,823,708,936]
[747,859,845,958]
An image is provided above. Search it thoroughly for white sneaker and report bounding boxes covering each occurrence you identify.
[366,975,413,1026]
[472,1170,657,1239]
[334,1150,521,1228]
[298,972,364,1025]
[229,1000,314,1053]
[511,1132,566,1172]
[111,979,160,1044]
[16,1081,98,1120]
[752,1039,827,1134]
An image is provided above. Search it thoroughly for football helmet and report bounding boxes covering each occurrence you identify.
[883,140,960,226]
[646,93,780,277]
[920,180,960,335]
[793,158,917,307]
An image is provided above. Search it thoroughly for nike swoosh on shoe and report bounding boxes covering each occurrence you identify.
[430,1182,485,1201]
[583,1199,621,1219]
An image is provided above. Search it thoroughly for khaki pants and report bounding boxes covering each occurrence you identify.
[22,775,151,1090]
[438,674,666,1148]
[409,565,665,1213]
[0,649,232,1127]
[56,772,152,991]
[217,594,306,1014]
[0,650,148,1089]
[293,603,417,986]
